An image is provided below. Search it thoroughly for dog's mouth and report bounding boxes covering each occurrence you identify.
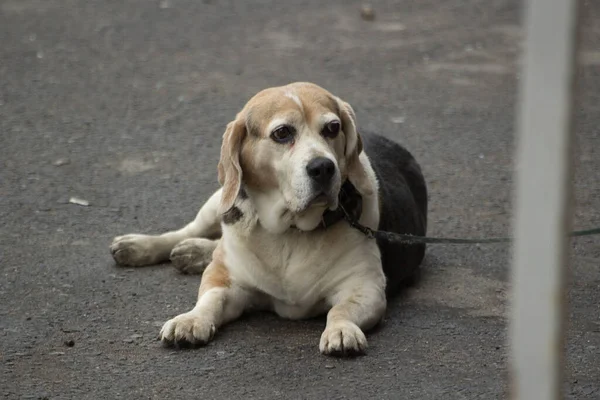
[286,192,338,232]
[298,191,338,214]
[307,193,329,207]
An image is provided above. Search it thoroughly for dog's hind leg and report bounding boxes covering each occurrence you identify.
[110,189,222,268]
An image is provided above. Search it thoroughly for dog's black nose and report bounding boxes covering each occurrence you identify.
[306,157,336,188]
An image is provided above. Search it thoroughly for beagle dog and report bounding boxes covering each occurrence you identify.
[110,82,427,356]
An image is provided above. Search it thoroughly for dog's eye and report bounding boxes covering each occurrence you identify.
[322,120,341,138]
[271,125,295,144]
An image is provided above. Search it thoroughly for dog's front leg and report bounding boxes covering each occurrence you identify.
[110,188,223,268]
[320,283,386,356]
[159,250,251,346]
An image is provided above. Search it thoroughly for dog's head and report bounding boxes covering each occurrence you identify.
[217,82,372,233]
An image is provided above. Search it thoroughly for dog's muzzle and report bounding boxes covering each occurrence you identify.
[306,157,336,191]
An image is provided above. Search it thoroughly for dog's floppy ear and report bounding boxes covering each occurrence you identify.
[337,98,373,196]
[217,117,246,214]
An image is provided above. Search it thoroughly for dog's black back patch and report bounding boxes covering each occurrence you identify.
[361,131,428,296]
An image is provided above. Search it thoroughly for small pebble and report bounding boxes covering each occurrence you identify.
[360,5,375,21]
[64,339,75,347]
[69,197,89,207]
[325,364,336,369]
[53,158,70,166]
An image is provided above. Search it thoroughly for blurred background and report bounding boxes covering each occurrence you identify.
[1,1,598,399]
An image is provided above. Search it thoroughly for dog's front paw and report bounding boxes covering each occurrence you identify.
[110,234,161,267]
[159,312,216,347]
[170,238,216,275]
[319,321,367,356]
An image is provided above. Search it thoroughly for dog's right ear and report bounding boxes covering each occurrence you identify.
[217,117,246,214]
[336,98,373,196]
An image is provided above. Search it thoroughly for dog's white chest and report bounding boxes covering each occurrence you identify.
[222,224,372,319]
[226,235,320,304]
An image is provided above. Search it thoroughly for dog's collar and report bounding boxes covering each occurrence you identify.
[317,180,363,230]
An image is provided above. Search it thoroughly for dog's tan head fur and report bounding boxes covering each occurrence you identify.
[218,82,372,233]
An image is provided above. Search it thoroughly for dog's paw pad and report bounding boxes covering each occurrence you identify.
[170,238,216,275]
[319,321,367,357]
[110,234,157,267]
[159,312,216,347]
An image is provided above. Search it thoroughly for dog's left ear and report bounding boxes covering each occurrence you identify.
[337,98,373,196]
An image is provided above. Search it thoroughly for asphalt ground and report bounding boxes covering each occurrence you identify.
[1,0,599,399]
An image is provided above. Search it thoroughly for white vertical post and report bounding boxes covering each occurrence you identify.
[511,0,580,399]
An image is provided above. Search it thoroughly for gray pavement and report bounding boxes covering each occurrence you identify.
[1,0,599,399]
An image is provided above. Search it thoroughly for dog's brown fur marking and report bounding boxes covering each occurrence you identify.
[199,245,231,296]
